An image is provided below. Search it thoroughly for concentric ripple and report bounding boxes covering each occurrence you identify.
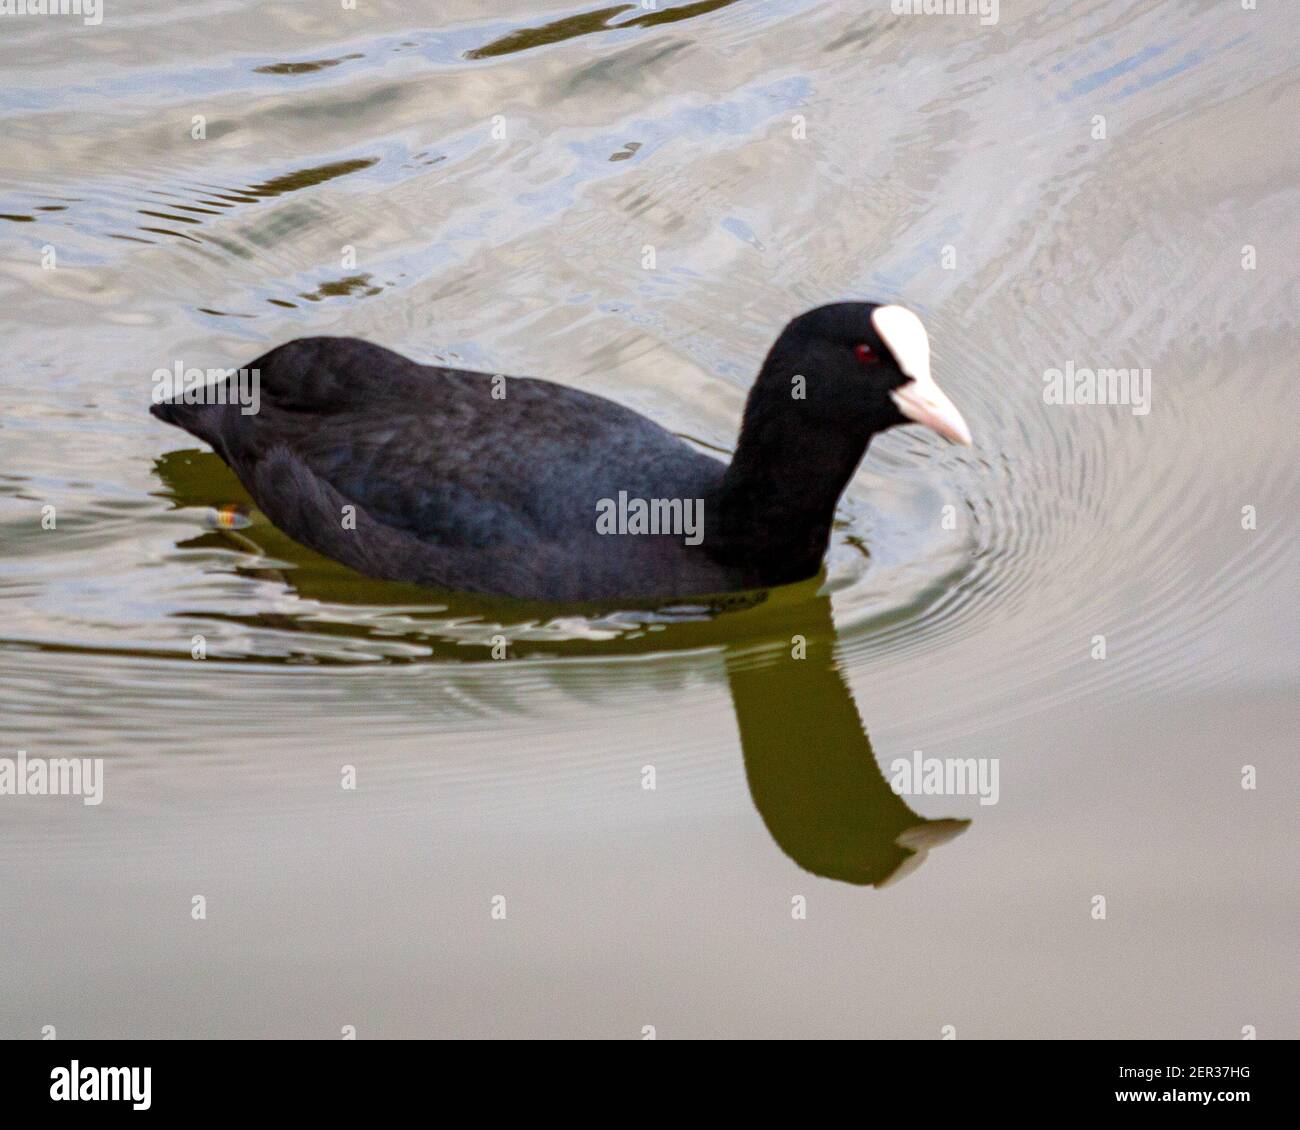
[2,0,1297,784]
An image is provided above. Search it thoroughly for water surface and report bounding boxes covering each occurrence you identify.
[1,0,1297,1037]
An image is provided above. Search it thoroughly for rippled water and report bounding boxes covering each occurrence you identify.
[2,0,1297,1037]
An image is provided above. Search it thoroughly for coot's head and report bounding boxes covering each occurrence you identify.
[761,302,973,446]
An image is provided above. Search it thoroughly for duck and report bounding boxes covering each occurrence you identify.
[151,302,972,602]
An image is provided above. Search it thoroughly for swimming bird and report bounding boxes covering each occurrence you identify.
[151,303,972,602]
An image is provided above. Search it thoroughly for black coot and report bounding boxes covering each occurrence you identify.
[152,303,972,602]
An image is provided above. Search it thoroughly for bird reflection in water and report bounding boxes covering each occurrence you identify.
[153,449,969,886]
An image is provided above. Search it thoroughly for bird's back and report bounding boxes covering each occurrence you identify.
[152,336,732,599]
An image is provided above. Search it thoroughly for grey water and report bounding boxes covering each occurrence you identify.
[1,0,1297,1037]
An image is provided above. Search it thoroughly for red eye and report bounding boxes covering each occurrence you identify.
[855,344,878,364]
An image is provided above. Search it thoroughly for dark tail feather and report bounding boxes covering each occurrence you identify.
[150,400,188,427]
[150,398,230,454]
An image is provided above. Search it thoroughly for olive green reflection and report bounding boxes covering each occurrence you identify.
[465,0,742,61]
[151,449,967,884]
[724,597,968,886]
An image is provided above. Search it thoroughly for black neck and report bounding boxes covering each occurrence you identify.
[711,381,876,584]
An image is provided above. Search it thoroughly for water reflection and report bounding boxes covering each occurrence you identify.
[0,0,1292,1038]
[466,1,742,61]
[152,449,967,884]
[726,594,968,886]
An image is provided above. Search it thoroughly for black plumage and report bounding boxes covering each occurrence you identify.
[151,303,969,602]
